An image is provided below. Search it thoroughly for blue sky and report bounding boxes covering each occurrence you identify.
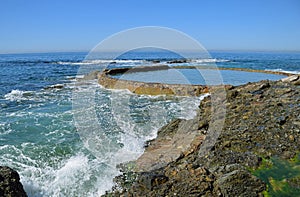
[0,0,300,53]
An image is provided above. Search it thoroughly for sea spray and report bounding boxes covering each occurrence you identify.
[1,79,202,196]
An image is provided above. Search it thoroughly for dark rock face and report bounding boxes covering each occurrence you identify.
[167,59,188,64]
[103,75,300,196]
[0,166,27,197]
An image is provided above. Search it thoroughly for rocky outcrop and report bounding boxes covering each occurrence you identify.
[103,74,300,196]
[0,166,27,197]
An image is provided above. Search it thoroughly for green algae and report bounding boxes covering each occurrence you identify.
[253,154,300,196]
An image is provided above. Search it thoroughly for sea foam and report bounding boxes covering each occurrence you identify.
[265,69,300,75]
[4,90,34,101]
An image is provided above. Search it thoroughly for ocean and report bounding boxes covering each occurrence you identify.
[0,51,299,196]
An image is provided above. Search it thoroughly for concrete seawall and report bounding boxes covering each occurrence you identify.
[97,65,290,96]
[98,66,212,96]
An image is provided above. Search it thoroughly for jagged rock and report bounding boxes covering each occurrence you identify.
[0,166,27,197]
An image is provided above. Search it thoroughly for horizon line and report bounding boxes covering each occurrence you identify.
[1,49,300,55]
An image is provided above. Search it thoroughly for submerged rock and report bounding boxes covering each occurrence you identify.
[0,166,27,197]
[167,59,188,64]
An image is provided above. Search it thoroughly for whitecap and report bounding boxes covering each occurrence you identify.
[265,69,300,75]
[4,89,34,101]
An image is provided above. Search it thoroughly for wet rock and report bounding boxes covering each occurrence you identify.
[151,60,160,63]
[0,166,27,197]
[281,75,299,83]
[167,59,188,64]
[44,84,64,90]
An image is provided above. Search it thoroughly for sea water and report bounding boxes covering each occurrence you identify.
[0,51,299,196]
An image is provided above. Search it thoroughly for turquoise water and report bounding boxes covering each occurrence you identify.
[0,51,299,196]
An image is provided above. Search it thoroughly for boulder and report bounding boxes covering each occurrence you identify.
[281,75,299,83]
[0,166,27,197]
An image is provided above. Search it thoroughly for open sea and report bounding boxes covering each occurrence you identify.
[0,50,299,196]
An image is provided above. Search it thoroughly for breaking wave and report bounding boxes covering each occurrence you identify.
[192,58,230,63]
[265,69,300,75]
[4,90,35,101]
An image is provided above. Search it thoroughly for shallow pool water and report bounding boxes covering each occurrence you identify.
[113,69,286,86]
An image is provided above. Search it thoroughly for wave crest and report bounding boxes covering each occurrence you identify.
[265,69,300,75]
[4,90,34,101]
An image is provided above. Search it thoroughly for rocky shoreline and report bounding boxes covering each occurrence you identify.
[1,72,299,196]
[103,74,300,196]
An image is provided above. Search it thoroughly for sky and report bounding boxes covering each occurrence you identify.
[0,0,300,54]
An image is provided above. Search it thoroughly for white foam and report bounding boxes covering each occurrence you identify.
[51,155,88,186]
[192,58,230,63]
[178,93,210,120]
[75,75,85,79]
[4,89,34,101]
[265,69,300,75]
[0,124,12,136]
[12,152,121,197]
[1,84,209,197]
